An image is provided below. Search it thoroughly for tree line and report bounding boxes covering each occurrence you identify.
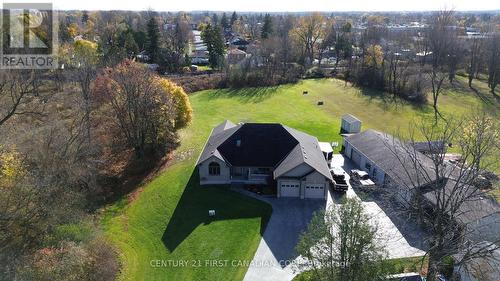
[0,61,192,280]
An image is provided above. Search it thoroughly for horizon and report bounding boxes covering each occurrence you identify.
[42,0,500,13]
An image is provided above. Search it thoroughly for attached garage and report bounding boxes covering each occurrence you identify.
[305,183,325,199]
[280,181,300,197]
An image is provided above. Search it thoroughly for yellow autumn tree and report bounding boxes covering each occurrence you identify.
[0,146,25,187]
[67,23,79,38]
[365,44,384,68]
[92,60,192,157]
[73,39,99,67]
[157,78,193,129]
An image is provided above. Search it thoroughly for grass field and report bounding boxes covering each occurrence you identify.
[102,77,498,281]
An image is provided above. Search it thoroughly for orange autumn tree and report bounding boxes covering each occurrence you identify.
[92,60,192,158]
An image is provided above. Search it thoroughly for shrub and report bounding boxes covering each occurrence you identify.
[168,73,225,93]
[44,223,94,246]
[304,67,326,79]
[17,238,118,281]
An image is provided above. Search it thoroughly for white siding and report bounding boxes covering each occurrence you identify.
[344,141,352,158]
[281,163,313,177]
[198,156,231,184]
[344,140,386,184]
[341,118,361,133]
[277,169,329,200]
[302,171,329,200]
[278,180,301,197]
[350,121,361,133]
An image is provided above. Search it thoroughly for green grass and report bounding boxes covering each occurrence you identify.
[195,65,212,71]
[102,162,272,281]
[292,256,429,281]
[102,77,497,281]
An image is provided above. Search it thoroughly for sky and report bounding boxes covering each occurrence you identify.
[13,0,500,12]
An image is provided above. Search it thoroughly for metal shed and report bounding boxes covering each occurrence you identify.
[341,114,362,134]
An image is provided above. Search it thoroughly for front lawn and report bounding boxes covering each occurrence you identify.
[102,77,497,281]
[102,162,272,281]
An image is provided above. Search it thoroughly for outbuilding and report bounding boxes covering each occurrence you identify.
[341,114,362,134]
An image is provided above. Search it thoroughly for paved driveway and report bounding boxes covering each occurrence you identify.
[329,154,427,259]
[240,155,427,281]
[235,189,325,281]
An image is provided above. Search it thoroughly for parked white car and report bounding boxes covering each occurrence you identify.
[350,169,375,186]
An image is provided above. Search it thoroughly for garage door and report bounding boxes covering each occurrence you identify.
[305,183,325,199]
[280,181,300,197]
[351,149,361,166]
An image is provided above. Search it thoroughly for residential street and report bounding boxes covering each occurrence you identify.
[241,154,427,281]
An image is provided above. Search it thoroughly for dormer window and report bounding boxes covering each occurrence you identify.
[236,140,241,147]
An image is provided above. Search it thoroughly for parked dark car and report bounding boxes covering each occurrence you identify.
[330,167,348,192]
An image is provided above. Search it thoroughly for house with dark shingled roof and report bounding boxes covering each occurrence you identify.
[196,120,332,200]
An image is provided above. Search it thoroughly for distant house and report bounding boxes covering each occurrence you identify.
[163,23,176,30]
[136,51,150,62]
[229,37,250,51]
[190,50,209,65]
[341,114,362,134]
[146,63,159,71]
[226,48,247,65]
[416,51,433,63]
[196,121,333,200]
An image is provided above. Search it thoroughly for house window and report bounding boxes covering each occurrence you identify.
[256,168,270,174]
[208,162,221,176]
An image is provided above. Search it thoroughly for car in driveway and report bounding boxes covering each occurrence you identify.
[350,169,375,186]
[330,167,348,192]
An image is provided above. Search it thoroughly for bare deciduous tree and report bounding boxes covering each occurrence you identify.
[383,114,499,281]
[426,10,457,121]
[0,71,45,128]
[468,37,484,88]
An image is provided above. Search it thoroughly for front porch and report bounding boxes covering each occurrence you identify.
[230,167,272,185]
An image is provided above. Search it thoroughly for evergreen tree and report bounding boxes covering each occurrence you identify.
[146,17,160,63]
[221,13,229,30]
[123,31,139,57]
[59,21,72,43]
[261,14,273,39]
[230,12,238,27]
[81,11,89,24]
[212,13,219,25]
[201,24,225,69]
